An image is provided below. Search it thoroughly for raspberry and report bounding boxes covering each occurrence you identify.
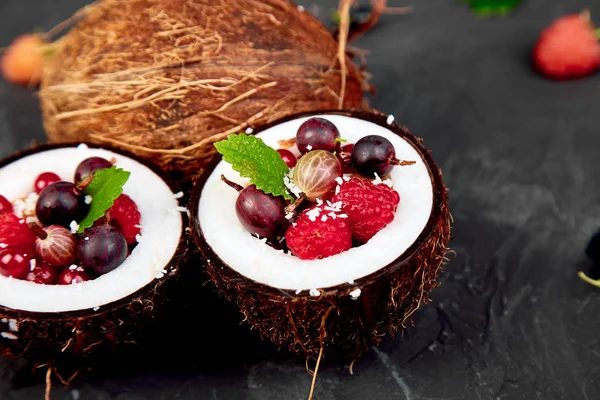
[333,178,400,243]
[285,206,352,260]
[105,194,141,245]
[0,212,36,253]
[533,12,600,80]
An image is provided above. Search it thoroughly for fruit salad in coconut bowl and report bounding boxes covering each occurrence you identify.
[190,110,452,366]
[0,143,187,368]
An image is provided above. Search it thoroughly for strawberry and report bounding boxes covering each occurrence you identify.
[533,12,600,80]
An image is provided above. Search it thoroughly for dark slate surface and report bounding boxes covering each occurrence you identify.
[1,0,600,399]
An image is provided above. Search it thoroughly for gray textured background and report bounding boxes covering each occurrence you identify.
[1,0,600,399]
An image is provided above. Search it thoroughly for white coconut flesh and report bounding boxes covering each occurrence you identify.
[0,145,183,313]
[198,114,434,292]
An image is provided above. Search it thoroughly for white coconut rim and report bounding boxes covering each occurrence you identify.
[198,114,434,291]
[0,145,183,313]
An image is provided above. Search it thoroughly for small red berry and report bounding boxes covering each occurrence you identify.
[105,194,141,245]
[25,260,58,284]
[533,12,600,80]
[285,206,352,260]
[58,268,90,285]
[0,248,32,279]
[333,178,400,243]
[0,195,12,215]
[277,149,297,168]
[34,172,61,194]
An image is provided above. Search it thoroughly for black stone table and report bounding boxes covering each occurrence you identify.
[1,0,599,399]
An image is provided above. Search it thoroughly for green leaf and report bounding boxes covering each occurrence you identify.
[464,0,521,17]
[215,134,292,201]
[77,166,131,233]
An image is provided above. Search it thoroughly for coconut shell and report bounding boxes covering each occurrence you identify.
[0,143,189,365]
[190,110,452,362]
[39,0,367,183]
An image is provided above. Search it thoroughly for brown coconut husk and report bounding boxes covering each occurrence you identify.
[189,110,452,363]
[0,143,190,367]
[39,0,367,183]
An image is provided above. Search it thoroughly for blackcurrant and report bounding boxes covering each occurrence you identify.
[78,225,128,276]
[36,181,89,227]
[351,135,398,177]
[296,117,341,154]
[74,157,112,183]
[236,185,289,239]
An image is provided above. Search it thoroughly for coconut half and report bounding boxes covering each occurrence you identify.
[190,110,452,361]
[0,143,188,362]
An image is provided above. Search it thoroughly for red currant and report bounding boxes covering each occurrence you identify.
[58,268,90,285]
[25,260,58,284]
[0,248,32,279]
[34,172,61,194]
[276,149,297,168]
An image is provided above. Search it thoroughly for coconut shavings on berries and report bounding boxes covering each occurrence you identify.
[0,146,183,312]
[198,114,433,290]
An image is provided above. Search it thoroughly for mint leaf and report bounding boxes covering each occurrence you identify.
[77,166,131,233]
[464,0,520,16]
[215,134,292,201]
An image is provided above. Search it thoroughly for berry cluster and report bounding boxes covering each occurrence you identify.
[0,157,141,284]
[226,117,411,260]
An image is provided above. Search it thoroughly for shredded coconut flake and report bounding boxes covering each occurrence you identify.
[386,114,395,125]
[343,174,351,181]
[1,332,17,340]
[172,192,184,199]
[169,206,189,215]
[68,264,78,271]
[327,212,337,220]
[29,258,36,271]
[309,288,321,297]
[284,173,302,198]
[77,143,89,150]
[349,288,362,299]
[320,215,327,222]
[285,212,294,220]
[306,207,321,222]
[338,213,348,219]
[135,234,143,243]
[70,220,80,234]
[306,144,313,151]
[8,319,18,332]
[84,195,92,204]
[295,289,302,294]
[373,172,383,185]
[0,243,7,249]
[335,177,344,185]
[245,127,254,134]
[297,5,305,12]
[93,307,100,312]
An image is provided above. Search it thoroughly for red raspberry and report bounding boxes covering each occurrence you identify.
[533,12,600,80]
[0,212,36,253]
[285,206,352,260]
[333,178,400,243]
[105,194,141,245]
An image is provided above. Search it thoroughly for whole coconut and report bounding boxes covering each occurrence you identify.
[40,0,367,181]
